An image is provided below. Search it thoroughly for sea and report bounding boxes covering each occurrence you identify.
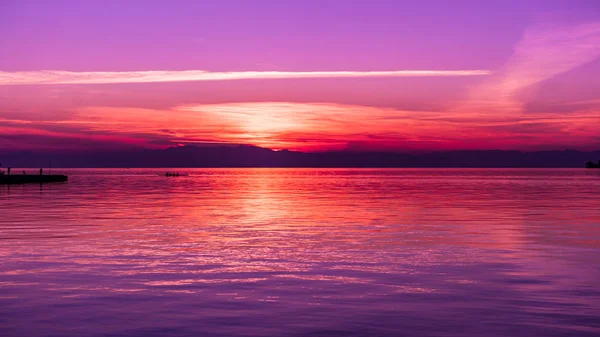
[1,168,599,337]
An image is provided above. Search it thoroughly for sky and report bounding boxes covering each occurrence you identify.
[1,0,599,152]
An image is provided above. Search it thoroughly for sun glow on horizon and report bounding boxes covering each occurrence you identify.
[1,98,596,152]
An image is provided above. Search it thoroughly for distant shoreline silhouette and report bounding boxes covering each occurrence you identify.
[1,145,599,168]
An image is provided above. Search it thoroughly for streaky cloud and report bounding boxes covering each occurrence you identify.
[0,69,491,86]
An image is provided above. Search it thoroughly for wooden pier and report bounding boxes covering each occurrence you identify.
[0,175,68,184]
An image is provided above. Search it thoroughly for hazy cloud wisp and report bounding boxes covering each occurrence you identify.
[465,19,600,113]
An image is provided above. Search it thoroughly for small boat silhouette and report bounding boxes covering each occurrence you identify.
[164,172,188,177]
[585,160,600,168]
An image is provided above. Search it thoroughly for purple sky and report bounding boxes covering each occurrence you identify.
[1,0,599,151]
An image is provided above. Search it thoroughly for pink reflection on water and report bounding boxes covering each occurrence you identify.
[0,168,599,336]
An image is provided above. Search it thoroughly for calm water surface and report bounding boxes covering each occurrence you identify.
[1,168,599,337]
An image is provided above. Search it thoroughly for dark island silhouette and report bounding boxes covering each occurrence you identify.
[1,145,599,168]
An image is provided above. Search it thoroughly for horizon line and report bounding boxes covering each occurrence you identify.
[1,145,598,154]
